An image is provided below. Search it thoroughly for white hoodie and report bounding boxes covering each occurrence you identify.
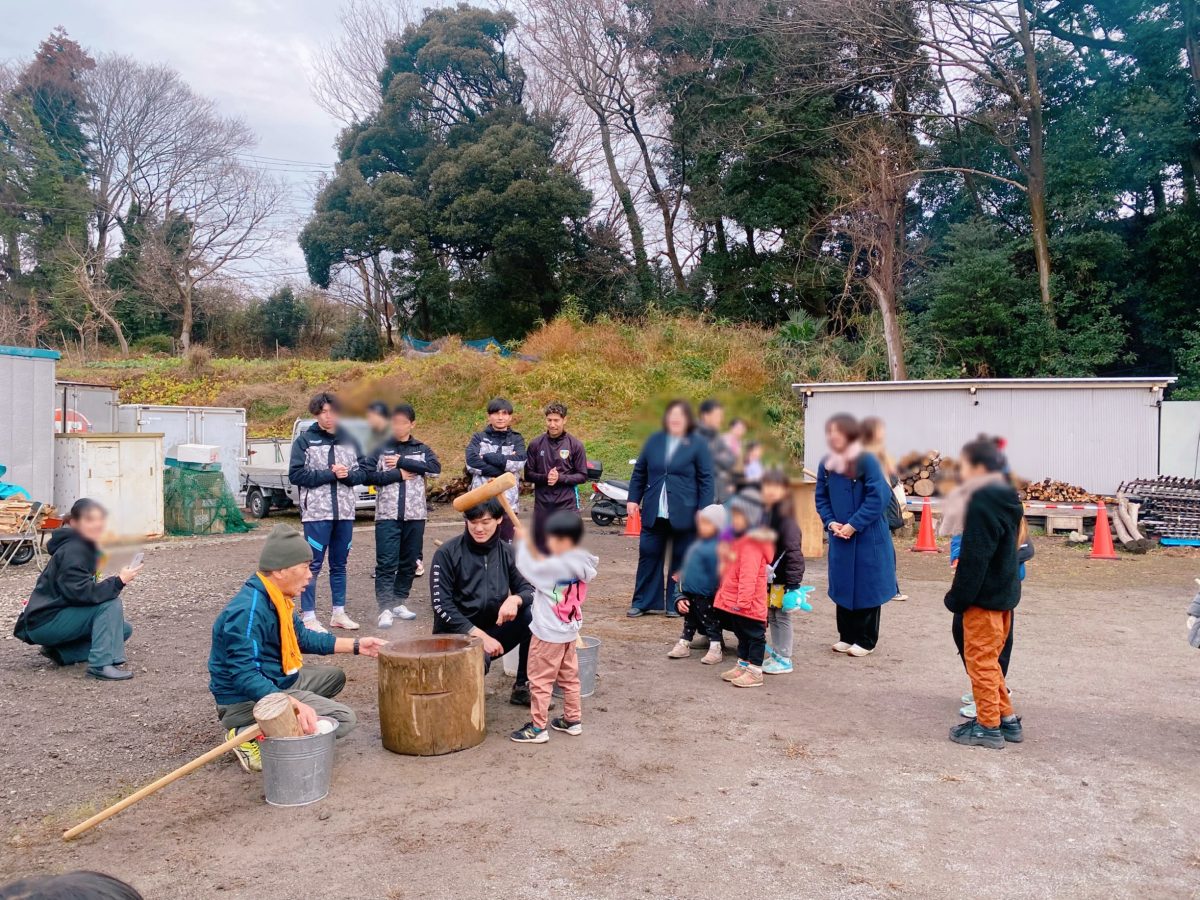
[514,539,599,643]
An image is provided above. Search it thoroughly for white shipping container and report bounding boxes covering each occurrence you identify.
[0,346,59,503]
[118,404,247,499]
[54,433,164,539]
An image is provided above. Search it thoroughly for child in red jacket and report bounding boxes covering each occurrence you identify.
[715,493,776,688]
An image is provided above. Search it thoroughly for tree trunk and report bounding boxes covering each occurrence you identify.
[620,106,687,291]
[869,275,907,381]
[1017,0,1054,319]
[591,102,653,300]
[179,278,193,352]
[95,305,129,356]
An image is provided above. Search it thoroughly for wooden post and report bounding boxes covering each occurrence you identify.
[378,636,486,756]
[253,692,303,738]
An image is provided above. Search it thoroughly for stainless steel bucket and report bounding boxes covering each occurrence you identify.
[553,636,600,699]
[261,716,336,807]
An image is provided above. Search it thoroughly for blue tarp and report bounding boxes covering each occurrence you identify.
[0,344,60,360]
[403,334,511,357]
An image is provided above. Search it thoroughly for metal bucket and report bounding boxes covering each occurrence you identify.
[261,716,337,807]
[553,636,601,699]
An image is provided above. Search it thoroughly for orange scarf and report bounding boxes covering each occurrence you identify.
[257,572,303,676]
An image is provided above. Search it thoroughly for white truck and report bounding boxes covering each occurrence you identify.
[241,418,377,518]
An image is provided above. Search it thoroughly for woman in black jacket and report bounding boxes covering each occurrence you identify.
[761,470,807,674]
[12,499,142,680]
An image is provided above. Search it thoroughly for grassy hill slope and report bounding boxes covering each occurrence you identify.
[59,315,804,479]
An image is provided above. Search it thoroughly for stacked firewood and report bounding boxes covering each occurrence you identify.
[896,451,954,497]
[1020,479,1102,504]
[0,499,53,534]
[427,470,472,504]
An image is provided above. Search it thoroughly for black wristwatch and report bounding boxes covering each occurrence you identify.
[353,638,361,656]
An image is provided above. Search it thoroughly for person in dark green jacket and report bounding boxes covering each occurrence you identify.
[207,525,387,772]
[12,499,142,681]
[942,437,1025,750]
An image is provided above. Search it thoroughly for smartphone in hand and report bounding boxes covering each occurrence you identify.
[131,551,145,568]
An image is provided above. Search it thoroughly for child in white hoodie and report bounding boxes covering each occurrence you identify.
[511,511,599,743]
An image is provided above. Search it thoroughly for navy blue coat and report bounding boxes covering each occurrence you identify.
[815,451,897,610]
[628,430,715,531]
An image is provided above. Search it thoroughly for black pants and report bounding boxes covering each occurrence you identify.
[679,593,721,642]
[533,493,579,553]
[633,518,695,612]
[836,605,881,651]
[952,611,1014,677]
[717,609,766,666]
[473,600,532,686]
[374,519,425,611]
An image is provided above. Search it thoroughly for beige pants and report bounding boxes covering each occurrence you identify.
[527,636,581,729]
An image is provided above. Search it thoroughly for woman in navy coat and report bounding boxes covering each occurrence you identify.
[814,413,897,656]
[626,400,715,616]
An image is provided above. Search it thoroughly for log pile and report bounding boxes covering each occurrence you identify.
[0,500,54,534]
[427,470,472,504]
[896,451,954,497]
[1020,479,1102,504]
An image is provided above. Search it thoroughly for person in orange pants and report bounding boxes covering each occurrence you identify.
[941,436,1025,749]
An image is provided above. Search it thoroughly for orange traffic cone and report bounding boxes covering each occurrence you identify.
[911,496,940,553]
[1089,501,1118,560]
[623,504,642,537]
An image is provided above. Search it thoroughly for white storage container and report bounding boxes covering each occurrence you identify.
[54,433,164,539]
[55,381,119,433]
[118,404,247,499]
[0,345,59,504]
[175,443,220,465]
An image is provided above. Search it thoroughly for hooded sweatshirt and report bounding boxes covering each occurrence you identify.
[514,538,599,643]
[430,528,534,634]
[13,528,124,638]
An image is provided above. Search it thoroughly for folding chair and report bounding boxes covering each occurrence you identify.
[0,501,42,572]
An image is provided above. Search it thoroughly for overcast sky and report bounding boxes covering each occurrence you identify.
[3,1,351,280]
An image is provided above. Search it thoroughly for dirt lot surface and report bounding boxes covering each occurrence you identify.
[2,508,1199,899]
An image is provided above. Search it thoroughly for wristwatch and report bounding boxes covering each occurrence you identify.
[353,638,361,656]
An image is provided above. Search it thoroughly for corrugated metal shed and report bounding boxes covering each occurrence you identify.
[794,378,1175,493]
[0,345,59,502]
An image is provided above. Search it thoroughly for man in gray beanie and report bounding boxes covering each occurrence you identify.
[207,525,387,772]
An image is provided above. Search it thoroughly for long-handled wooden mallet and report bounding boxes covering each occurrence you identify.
[452,472,584,648]
[63,692,304,841]
[453,471,521,526]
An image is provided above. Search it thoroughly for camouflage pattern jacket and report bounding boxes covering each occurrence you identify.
[464,425,526,511]
[365,436,441,522]
[288,422,366,522]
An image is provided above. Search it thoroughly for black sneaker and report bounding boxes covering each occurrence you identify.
[510,722,548,743]
[509,683,531,706]
[949,719,1004,749]
[1000,715,1024,743]
[550,716,582,736]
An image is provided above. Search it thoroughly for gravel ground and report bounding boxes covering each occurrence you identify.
[1,509,1198,899]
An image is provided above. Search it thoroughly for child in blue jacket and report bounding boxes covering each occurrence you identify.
[668,504,727,665]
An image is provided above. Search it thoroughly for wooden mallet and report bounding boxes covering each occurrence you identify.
[453,472,520,526]
[62,692,304,841]
[452,472,585,649]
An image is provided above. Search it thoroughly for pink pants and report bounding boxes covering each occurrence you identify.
[527,636,582,729]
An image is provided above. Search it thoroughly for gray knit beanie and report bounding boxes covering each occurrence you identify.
[259,525,313,572]
[729,492,764,528]
[698,504,728,532]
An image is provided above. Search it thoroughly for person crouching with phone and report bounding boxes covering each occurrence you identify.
[12,499,142,681]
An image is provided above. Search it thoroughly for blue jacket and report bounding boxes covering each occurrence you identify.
[628,430,715,530]
[815,452,897,610]
[208,574,336,705]
[679,536,720,599]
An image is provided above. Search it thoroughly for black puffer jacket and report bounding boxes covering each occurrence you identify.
[13,528,124,638]
[768,502,806,589]
[944,483,1024,614]
[430,529,534,634]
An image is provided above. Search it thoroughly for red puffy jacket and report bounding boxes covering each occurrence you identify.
[714,528,776,623]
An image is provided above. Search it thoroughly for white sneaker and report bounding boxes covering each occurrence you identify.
[392,604,417,620]
[892,592,909,602]
[847,644,873,657]
[832,641,852,653]
[377,609,395,629]
[329,609,360,630]
[414,560,425,577]
[961,691,974,705]
[303,617,329,634]
[959,700,977,718]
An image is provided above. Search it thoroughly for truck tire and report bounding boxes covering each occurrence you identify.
[246,488,270,519]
